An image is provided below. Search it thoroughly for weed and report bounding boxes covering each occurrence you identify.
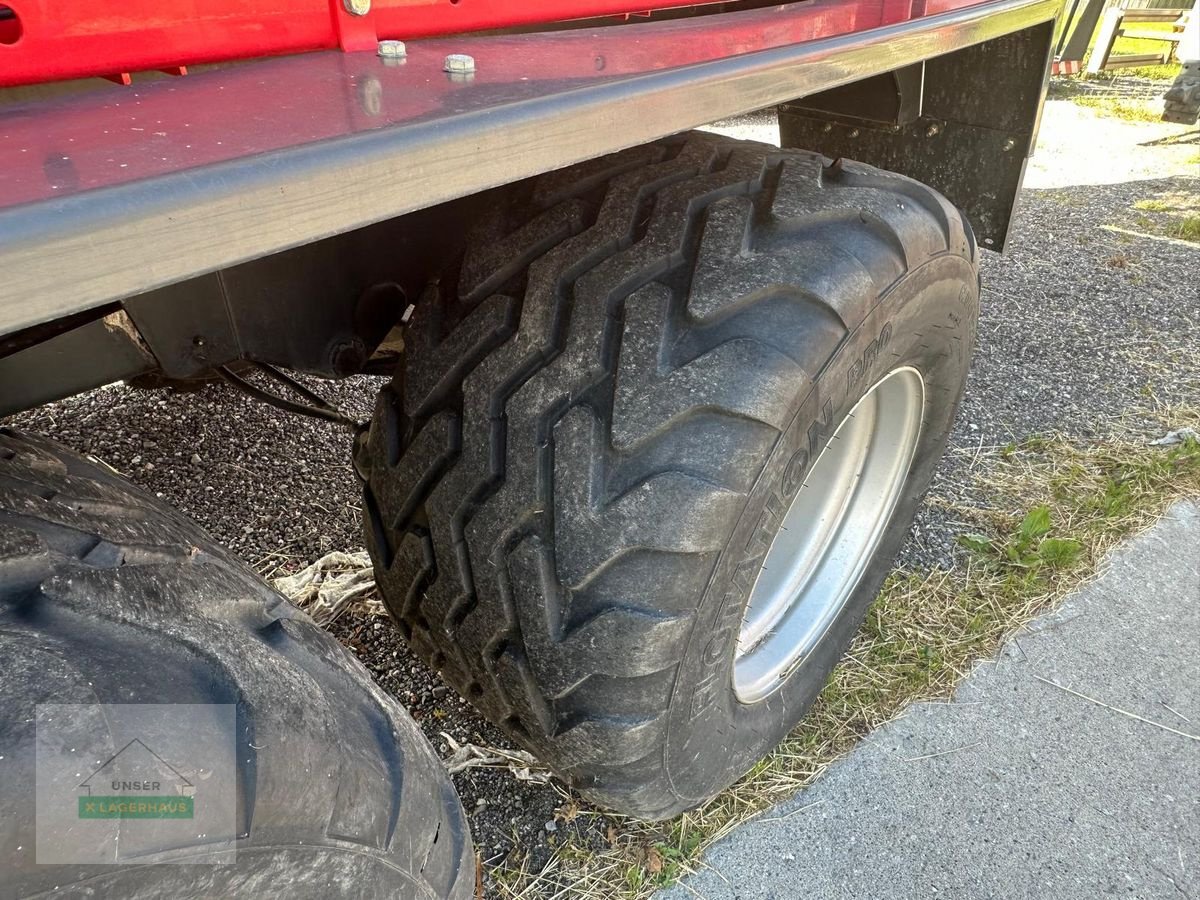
[958,504,1085,577]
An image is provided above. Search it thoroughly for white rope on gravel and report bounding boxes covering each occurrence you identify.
[273,550,384,625]
[439,732,551,784]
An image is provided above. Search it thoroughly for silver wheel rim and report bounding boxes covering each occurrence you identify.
[733,367,926,704]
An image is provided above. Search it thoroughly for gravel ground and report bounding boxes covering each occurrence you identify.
[8,94,1199,892]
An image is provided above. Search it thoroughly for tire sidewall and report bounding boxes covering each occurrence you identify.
[663,254,978,803]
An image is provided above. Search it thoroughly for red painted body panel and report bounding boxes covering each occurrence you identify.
[0,0,987,87]
[1,0,992,207]
[1,0,696,86]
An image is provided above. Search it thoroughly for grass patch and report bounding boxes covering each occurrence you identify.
[1039,187,1088,208]
[489,409,1200,898]
[1175,216,1200,243]
[1126,192,1200,243]
[1098,63,1181,80]
[1134,198,1170,211]
[1071,95,1164,122]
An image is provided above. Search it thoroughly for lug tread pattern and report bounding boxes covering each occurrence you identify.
[363,134,968,810]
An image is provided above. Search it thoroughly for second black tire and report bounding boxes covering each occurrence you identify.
[360,132,979,819]
[0,429,473,898]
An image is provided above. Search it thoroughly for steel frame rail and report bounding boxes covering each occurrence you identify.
[0,0,1058,338]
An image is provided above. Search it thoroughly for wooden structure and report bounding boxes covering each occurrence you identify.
[1087,6,1191,71]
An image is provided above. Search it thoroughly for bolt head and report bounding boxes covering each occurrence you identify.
[848,128,861,139]
[344,0,370,16]
[377,40,407,60]
[925,123,941,137]
[1002,138,1017,152]
[821,122,834,133]
[444,54,476,75]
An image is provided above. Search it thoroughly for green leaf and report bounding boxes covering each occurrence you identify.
[1037,537,1083,569]
[1018,506,1053,545]
[957,533,993,555]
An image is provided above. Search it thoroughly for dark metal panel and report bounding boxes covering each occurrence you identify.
[0,313,157,415]
[0,0,1059,338]
[119,197,475,380]
[787,64,926,126]
[0,304,119,361]
[123,277,240,380]
[779,21,1055,249]
[923,21,1052,134]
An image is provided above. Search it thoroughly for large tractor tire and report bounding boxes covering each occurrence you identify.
[359,132,979,819]
[0,429,473,899]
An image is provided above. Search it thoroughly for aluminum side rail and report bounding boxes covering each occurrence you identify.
[0,0,1058,337]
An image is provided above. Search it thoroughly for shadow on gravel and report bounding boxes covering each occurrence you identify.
[1049,75,1180,102]
[1138,130,1200,149]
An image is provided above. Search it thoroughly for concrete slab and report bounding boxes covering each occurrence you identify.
[662,501,1200,900]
